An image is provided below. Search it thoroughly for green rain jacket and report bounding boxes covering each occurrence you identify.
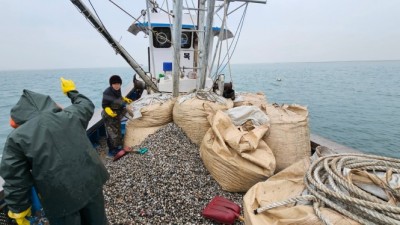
[0,89,109,218]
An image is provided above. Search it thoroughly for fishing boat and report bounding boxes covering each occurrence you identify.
[2,0,398,224]
[72,0,358,164]
[71,0,265,147]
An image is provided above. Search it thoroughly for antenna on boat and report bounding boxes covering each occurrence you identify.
[70,0,159,93]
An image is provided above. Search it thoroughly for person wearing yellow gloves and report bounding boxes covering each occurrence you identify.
[0,78,109,225]
[102,75,133,157]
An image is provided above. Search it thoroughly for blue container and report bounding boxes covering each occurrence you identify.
[163,62,173,72]
[31,187,42,214]
[121,119,126,136]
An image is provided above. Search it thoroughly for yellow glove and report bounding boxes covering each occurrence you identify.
[60,77,76,95]
[8,207,31,225]
[105,107,117,117]
[123,97,133,104]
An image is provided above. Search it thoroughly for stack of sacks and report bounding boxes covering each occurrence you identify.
[173,92,233,145]
[200,106,276,192]
[124,93,175,147]
[263,103,311,172]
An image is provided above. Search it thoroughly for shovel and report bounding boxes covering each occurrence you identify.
[202,196,244,224]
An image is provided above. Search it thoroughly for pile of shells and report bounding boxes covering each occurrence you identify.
[97,123,245,225]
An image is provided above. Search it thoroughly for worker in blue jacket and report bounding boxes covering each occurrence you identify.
[0,78,109,225]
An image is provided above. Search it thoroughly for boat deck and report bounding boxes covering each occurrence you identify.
[0,133,360,205]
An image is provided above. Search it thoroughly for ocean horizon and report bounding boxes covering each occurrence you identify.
[0,60,399,158]
[2,59,400,72]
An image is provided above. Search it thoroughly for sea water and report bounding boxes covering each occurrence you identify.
[0,61,399,158]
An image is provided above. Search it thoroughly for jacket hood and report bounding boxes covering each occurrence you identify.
[10,89,60,125]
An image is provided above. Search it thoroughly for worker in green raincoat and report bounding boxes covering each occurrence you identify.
[0,78,109,225]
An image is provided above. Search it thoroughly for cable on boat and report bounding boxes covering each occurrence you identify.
[254,154,400,225]
[212,3,248,81]
[88,0,108,32]
[210,0,230,80]
[108,0,143,23]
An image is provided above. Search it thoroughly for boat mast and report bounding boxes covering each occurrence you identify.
[146,0,157,80]
[196,0,206,90]
[70,0,159,92]
[172,0,183,97]
[199,0,216,89]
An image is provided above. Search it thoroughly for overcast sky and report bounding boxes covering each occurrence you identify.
[0,0,399,71]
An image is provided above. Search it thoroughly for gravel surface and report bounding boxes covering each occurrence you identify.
[97,123,245,225]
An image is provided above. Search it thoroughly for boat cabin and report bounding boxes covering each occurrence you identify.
[128,11,231,92]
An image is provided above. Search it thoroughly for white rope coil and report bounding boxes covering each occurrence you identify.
[253,153,400,225]
[305,153,400,225]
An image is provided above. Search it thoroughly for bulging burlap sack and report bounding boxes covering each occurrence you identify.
[124,122,164,147]
[264,103,311,172]
[124,94,174,147]
[130,94,175,127]
[243,158,359,225]
[173,92,233,145]
[233,92,267,108]
[200,110,275,192]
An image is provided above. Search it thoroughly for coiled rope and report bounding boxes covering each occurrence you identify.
[307,154,400,225]
[256,153,400,225]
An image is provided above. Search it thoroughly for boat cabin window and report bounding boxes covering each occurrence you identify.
[181,30,192,49]
[153,27,192,49]
[153,27,172,48]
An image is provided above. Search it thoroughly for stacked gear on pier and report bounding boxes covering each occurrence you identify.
[200,107,276,192]
[243,146,400,225]
[173,91,233,145]
[124,93,175,147]
[263,103,311,172]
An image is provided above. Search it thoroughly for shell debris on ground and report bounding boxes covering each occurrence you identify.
[97,122,245,225]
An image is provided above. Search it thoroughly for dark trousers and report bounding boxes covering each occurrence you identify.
[103,112,124,151]
[48,190,108,225]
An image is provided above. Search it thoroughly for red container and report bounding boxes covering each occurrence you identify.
[202,196,242,224]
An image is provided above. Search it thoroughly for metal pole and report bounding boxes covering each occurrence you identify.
[196,0,206,90]
[70,0,159,92]
[172,0,183,97]
[146,0,157,79]
[199,0,216,89]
